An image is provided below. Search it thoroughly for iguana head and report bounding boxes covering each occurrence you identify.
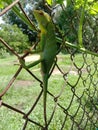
[33,10,51,30]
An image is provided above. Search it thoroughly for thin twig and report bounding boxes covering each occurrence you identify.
[0,37,20,58]
[25,90,43,117]
[2,102,25,115]
[22,119,28,130]
[2,102,43,128]
[47,102,58,127]
[0,66,22,97]
[18,2,38,32]
[0,0,19,16]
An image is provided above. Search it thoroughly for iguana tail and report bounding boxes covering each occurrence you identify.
[43,74,48,129]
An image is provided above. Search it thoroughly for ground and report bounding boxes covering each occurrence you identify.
[14,54,78,87]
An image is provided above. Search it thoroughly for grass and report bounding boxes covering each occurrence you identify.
[0,54,98,130]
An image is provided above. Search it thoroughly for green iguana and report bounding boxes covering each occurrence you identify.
[33,10,58,126]
[20,10,58,127]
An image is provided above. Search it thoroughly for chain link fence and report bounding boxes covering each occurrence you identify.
[0,0,98,130]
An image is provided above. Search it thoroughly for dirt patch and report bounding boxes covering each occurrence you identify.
[25,54,40,62]
[52,68,61,75]
[14,80,34,88]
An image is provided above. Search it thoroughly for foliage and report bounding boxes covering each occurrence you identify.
[55,1,98,52]
[0,24,29,53]
[55,4,79,44]
[45,0,98,52]
[74,0,98,14]
[1,0,98,53]
[1,0,47,43]
[0,0,4,8]
[0,48,9,58]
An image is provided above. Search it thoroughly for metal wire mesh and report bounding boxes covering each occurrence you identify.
[0,1,98,130]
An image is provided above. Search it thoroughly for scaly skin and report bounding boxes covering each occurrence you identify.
[33,10,58,128]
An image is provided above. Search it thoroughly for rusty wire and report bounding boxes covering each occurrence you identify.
[0,1,98,130]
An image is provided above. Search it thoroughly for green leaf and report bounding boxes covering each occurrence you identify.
[0,0,4,8]
[78,0,88,47]
[46,0,53,5]
[56,0,64,4]
[90,2,98,15]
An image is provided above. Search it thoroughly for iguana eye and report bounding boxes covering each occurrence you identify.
[39,12,44,15]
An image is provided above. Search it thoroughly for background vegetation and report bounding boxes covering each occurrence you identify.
[0,0,98,55]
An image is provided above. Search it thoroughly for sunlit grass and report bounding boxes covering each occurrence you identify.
[0,54,98,130]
